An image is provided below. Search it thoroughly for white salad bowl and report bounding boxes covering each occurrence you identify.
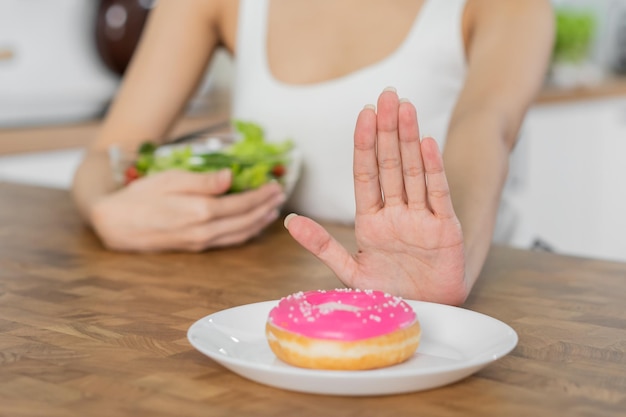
[109,131,302,197]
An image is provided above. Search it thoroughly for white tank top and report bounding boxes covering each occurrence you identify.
[232,0,468,224]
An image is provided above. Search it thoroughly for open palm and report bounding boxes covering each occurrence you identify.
[286,89,468,305]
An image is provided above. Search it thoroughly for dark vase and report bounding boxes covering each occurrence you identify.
[94,0,155,76]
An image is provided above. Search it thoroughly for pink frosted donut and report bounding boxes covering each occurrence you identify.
[266,289,421,370]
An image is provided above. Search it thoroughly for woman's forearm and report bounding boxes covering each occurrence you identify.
[71,151,118,224]
[443,110,513,289]
[71,0,222,225]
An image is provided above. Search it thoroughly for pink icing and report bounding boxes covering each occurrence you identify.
[268,289,417,341]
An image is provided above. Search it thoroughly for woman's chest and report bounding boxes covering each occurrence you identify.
[223,0,426,85]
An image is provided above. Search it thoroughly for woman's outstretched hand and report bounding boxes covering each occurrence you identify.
[284,88,468,305]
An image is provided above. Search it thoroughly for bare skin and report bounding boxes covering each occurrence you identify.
[72,0,554,304]
[285,90,467,304]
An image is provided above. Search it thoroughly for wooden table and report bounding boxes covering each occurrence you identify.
[0,182,624,417]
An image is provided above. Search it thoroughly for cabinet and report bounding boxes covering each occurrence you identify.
[511,96,626,262]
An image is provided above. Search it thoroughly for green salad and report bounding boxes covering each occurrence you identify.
[124,120,293,192]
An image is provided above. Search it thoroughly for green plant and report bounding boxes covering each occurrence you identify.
[553,8,597,63]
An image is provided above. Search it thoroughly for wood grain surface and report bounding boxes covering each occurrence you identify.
[0,182,624,417]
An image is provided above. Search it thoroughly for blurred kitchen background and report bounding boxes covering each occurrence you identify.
[1,0,626,263]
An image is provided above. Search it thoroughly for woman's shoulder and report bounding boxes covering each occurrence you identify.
[467,0,553,24]
[161,0,237,50]
[464,0,554,47]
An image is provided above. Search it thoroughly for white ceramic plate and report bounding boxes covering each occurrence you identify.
[187,300,518,396]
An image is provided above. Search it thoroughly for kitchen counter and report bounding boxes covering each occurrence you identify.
[0,90,230,188]
[0,182,624,416]
[2,77,626,156]
[0,90,230,156]
[536,75,626,104]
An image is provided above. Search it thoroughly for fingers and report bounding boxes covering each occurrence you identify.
[139,169,233,196]
[94,165,286,252]
[398,99,427,210]
[200,182,284,220]
[102,203,279,252]
[283,214,357,287]
[179,179,285,247]
[421,137,455,218]
[178,200,282,250]
[134,188,283,251]
[357,88,453,218]
[376,88,405,206]
[146,182,284,227]
[139,168,284,223]
[353,104,382,215]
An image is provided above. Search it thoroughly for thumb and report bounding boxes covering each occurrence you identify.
[284,213,357,286]
[151,169,232,195]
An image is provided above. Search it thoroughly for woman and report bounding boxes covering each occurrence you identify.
[72,0,554,305]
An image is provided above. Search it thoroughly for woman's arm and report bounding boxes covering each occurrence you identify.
[444,0,555,288]
[72,0,286,252]
[283,0,554,305]
[72,0,221,220]
[93,0,222,150]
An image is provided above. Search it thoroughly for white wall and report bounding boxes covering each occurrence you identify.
[0,0,119,127]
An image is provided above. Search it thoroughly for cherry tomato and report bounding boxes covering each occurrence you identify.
[271,164,286,178]
[124,166,141,185]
